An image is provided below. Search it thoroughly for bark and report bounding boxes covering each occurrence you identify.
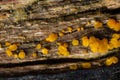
[0,0,120,77]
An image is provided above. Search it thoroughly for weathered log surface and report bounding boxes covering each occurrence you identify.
[0,0,120,77]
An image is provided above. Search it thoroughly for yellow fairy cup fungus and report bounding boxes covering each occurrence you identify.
[18,50,26,59]
[67,27,73,32]
[59,32,64,37]
[0,44,2,48]
[58,45,70,56]
[5,42,11,46]
[36,44,42,49]
[42,48,49,55]
[105,56,118,66]
[72,39,79,46]
[109,37,120,49]
[5,49,13,57]
[69,65,78,70]
[107,19,120,31]
[62,43,68,47]
[93,20,103,28]
[98,38,109,53]
[8,44,18,51]
[77,27,81,31]
[14,54,18,58]
[32,52,37,58]
[82,36,89,47]
[81,62,91,68]
[81,27,84,30]
[46,33,58,42]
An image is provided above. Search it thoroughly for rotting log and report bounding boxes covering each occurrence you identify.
[0,0,120,77]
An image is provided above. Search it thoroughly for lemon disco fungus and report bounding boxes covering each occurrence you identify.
[6,49,13,57]
[105,56,119,66]
[81,62,91,68]
[72,39,79,46]
[58,45,70,56]
[18,50,26,59]
[46,33,58,42]
[107,19,120,31]
[94,20,103,28]
[42,48,49,55]
[82,36,89,47]
[36,44,42,49]
[8,44,18,51]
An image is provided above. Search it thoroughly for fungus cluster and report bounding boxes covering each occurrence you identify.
[105,56,118,66]
[107,19,120,31]
[82,33,120,53]
[93,20,103,28]
[58,43,70,56]
[46,33,58,42]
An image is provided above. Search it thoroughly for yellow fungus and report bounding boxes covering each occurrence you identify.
[112,33,120,39]
[0,44,2,48]
[81,62,91,68]
[14,54,18,58]
[62,43,68,47]
[89,36,96,44]
[72,39,79,46]
[46,33,58,42]
[105,58,113,66]
[36,44,42,49]
[69,65,78,70]
[6,49,13,57]
[107,19,120,31]
[18,51,25,59]
[42,48,49,55]
[105,56,119,66]
[107,19,117,29]
[82,36,89,47]
[59,32,64,37]
[8,44,18,51]
[77,27,81,31]
[61,29,65,33]
[57,42,62,46]
[94,21,103,28]
[109,38,119,48]
[5,42,11,46]
[110,56,119,64]
[67,27,73,32]
[58,45,70,56]
[81,27,84,30]
[32,52,37,58]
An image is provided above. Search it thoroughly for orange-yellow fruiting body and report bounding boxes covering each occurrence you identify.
[18,51,25,59]
[32,52,37,58]
[59,32,64,37]
[62,43,68,47]
[105,56,118,66]
[81,62,91,68]
[107,19,120,31]
[72,39,79,46]
[82,36,89,47]
[81,27,84,30]
[69,65,78,70]
[8,44,17,51]
[67,27,73,32]
[77,27,81,31]
[46,33,58,42]
[94,21,103,28]
[14,54,18,58]
[5,42,11,46]
[42,48,49,55]
[36,44,42,49]
[6,49,13,57]
[58,45,69,56]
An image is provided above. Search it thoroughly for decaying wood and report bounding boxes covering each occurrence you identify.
[0,0,120,77]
